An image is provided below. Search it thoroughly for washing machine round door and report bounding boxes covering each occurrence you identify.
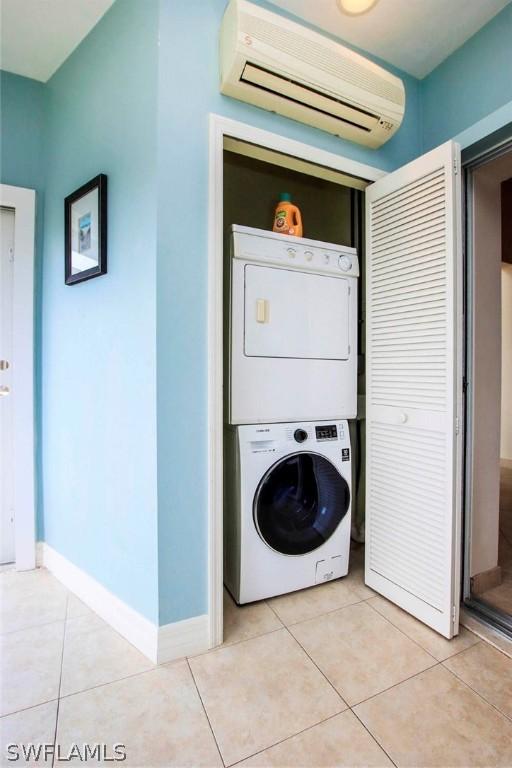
[253,452,350,556]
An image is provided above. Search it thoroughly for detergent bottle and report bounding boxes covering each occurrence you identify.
[272,193,303,237]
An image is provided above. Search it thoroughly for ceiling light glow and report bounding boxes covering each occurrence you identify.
[337,0,379,16]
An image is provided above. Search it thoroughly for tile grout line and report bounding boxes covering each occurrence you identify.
[441,660,512,724]
[364,599,442,665]
[349,707,398,768]
[267,594,374,628]
[52,594,69,768]
[265,590,376,626]
[0,615,69,638]
[281,623,348,706]
[365,597,502,669]
[349,662,443,710]
[2,652,158,719]
[436,638,483,663]
[0,698,59,720]
[57,665,157,703]
[227,711,344,768]
[190,625,284,659]
[185,658,226,768]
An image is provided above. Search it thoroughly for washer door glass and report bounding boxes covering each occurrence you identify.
[254,452,350,556]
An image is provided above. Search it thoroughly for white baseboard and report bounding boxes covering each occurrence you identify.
[157,614,210,663]
[37,542,210,664]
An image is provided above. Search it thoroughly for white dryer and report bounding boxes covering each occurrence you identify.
[224,420,352,604]
[227,225,359,424]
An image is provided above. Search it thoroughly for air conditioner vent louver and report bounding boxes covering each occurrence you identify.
[241,63,380,134]
[220,0,405,149]
[241,12,404,106]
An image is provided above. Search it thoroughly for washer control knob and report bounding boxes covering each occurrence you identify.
[338,255,353,272]
[287,248,296,258]
[323,253,330,264]
[304,250,313,261]
[294,428,308,443]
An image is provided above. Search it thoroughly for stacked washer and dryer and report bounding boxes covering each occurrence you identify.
[224,225,359,604]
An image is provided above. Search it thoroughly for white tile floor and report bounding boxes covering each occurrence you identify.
[1,558,512,767]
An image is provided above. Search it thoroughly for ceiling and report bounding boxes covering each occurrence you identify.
[0,0,510,83]
[267,0,511,78]
[0,0,115,82]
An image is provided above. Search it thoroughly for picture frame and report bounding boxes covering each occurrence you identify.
[65,174,107,285]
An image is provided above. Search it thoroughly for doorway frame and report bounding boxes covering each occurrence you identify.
[206,113,384,646]
[0,184,36,571]
[461,123,512,635]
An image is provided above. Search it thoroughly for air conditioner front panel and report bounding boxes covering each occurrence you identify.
[221,53,395,149]
[219,0,405,149]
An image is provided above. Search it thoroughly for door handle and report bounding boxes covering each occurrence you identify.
[0,386,10,397]
[400,412,408,424]
[0,360,9,371]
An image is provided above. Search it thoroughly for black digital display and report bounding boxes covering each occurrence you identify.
[315,425,337,441]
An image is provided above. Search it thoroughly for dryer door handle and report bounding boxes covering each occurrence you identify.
[256,298,270,323]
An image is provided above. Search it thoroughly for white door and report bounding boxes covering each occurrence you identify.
[244,265,350,359]
[365,141,463,638]
[1,207,15,565]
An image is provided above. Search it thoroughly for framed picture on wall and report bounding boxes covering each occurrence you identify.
[65,174,107,285]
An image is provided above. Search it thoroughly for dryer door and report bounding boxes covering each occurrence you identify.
[254,452,350,555]
[244,264,350,360]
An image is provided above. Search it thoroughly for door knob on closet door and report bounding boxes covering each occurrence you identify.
[400,412,408,424]
[0,359,9,370]
[0,386,10,397]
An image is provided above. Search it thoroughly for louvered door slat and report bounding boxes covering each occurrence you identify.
[373,254,446,278]
[365,141,462,638]
[371,170,445,216]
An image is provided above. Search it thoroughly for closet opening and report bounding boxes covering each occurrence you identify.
[220,134,370,641]
[462,127,512,640]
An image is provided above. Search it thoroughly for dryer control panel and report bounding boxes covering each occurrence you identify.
[231,224,359,278]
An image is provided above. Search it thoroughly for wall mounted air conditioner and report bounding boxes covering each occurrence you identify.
[220,0,405,149]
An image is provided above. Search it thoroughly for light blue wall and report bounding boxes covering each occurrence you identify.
[0,71,45,192]
[155,0,422,625]
[41,0,160,622]
[422,2,512,151]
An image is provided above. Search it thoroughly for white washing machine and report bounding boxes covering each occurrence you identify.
[227,225,359,425]
[224,420,352,604]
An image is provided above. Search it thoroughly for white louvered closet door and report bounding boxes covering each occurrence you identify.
[365,141,462,638]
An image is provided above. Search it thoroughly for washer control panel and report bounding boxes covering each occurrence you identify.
[315,424,338,441]
[241,421,350,455]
